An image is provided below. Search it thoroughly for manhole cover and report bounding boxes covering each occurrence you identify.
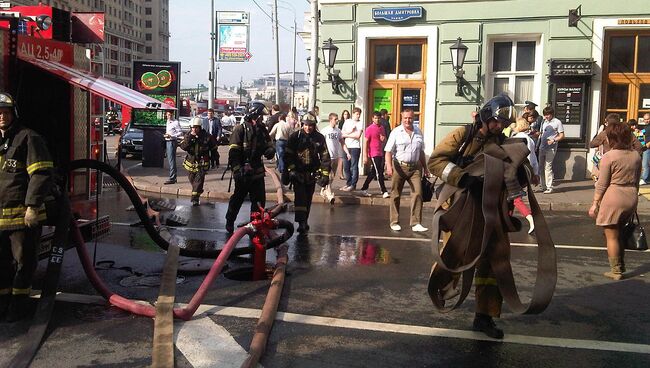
[119,274,185,288]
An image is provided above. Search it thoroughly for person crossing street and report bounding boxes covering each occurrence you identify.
[179,117,217,206]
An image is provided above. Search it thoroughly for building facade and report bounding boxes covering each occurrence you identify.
[12,0,169,86]
[317,0,650,179]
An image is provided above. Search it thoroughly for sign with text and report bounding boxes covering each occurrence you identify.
[71,12,105,44]
[549,59,594,77]
[17,35,73,66]
[373,89,392,113]
[372,7,423,22]
[132,60,181,127]
[217,11,250,62]
[552,82,585,139]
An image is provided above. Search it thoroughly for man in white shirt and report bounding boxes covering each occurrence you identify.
[320,112,347,203]
[164,110,183,184]
[341,107,364,191]
[538,106,564,194]
[384,108,429,232]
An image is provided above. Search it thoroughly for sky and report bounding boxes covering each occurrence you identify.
[169,0,311,89]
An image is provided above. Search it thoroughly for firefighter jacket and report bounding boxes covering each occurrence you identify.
[0,122,54,230]
[179,129,217,173]
[428,125,504,187]
[284,130,331,181]
[228,120,274,179]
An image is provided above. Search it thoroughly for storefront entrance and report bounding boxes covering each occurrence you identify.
[602,30,650,123]
[368,39,427,130]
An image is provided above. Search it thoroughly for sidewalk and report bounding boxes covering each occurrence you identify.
[120,146,650,214]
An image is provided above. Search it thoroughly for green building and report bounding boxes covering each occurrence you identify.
[316,0,650,179]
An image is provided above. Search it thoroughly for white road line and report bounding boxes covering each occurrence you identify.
[111,223,643,252]
[51,292,650,355]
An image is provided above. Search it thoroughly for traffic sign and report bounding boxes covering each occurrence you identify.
[244,52,252,61]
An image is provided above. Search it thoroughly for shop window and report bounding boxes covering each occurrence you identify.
[374,45,396,79]
[608,36,635,73]
[489,38,540,108]
[371,41,425,80]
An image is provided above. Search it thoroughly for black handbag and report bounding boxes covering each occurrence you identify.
[421,176,434,202]
[620,212,648,251]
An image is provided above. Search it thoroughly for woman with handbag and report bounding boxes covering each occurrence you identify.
[588,116,642,280]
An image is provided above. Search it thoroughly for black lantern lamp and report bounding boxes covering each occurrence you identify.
[322,38,342,94]
[449,37,468,96]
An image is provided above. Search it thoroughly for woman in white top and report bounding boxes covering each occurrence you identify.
[512,117,540,234]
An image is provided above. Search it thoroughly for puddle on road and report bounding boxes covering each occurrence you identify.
[290,236,394,267]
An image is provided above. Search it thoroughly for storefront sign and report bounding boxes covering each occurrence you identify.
[132,60,181,127]
[401,89,421,112]
[553,82,585,139]
[217,11,250,62]
[549,59,594,77]
[372,7,423,22]
[17,35,73,66]
[373,89,392,113]
[618,19,650,25]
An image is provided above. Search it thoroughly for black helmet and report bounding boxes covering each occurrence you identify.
[478,94,515,125]
[244,102,269,122]
[0,92,18,117]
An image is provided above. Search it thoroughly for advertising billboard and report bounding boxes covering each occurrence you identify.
[131,60,180,127]
[71,12,105,44]
[217,11,250,62]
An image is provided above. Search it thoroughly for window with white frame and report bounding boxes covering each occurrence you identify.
[488,38,540,110]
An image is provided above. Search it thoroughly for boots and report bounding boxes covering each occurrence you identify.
[604,256,625,280]
[472,313,504,339]
[0,294,9,320]
[5,294,31,322]
[191,196,200,206]
[526,215,535,234]
[297,221,310,234]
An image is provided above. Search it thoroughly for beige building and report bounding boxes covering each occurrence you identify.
[12,0,170,86]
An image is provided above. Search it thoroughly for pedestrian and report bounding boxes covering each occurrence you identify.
[538,107,565,193]
[640,113,650,184]
[282,113,331,233]
[427,94,517,339]
[379,108,391,138]
[588,120,641,280]
[590,114,642,181]
[179,117,217,206]
[359,111,388,198]
[384,108,429,233]
[320,112,347,203]
[0,92,54,322]
[338,109,350,130]
[269,113,291,173]
[522,111,541,142]
[313,105,321,122]
[286,111,300,132]
[225,102,276,233]
[221,110,237,127]
[265,104,281,132]
[203,108,222,168]
[105,106,118,136]
[512,117,540,234]
[341,107,363,191]
[163,110,183,185]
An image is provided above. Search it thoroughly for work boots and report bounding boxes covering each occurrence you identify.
[472,313,504,339]
[191,196,200,206]
[604,256,626,280]
[5,294,31,322]
[297,221,310,234]
[225,220,234,234]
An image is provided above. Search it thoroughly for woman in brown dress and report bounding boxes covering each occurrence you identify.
[588,118,641,280]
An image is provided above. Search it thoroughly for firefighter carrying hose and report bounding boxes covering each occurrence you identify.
[225,102,275,233]
[180,117,217,206]
[0,92,54,322]
[282,113,331,234]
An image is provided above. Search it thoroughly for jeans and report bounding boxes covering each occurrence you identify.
[538,147,556,190]
[276,139,287,173]
[642,150,650,182]
[344,148,361,188]
[166,140,177,181]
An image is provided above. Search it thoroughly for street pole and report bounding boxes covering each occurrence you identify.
[208,0,215,109]
[273,0,280,105]
[308,0,318,112]
[291,18,296,108]
[239,77,243,104]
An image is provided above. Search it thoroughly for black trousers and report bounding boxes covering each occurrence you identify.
[361,156,387,193]
[226,177,266,223]
[188,169,206,200]
[210,149,220,167]
[294,179,316,223]
[0,227,42,296]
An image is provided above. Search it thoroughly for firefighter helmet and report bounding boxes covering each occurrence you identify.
[244,102,269,123]
[191,116,203,128]
[0,92,18,117]
[301,112,317,125]
[479,94,516,125]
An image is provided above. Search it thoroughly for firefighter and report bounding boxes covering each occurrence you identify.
[225,102,275,233]
[179,117,217,206]
[0,92,54,322]
[282,113,331,234]
[427,94,516,339]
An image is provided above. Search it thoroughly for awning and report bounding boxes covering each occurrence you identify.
[18,56,176,110]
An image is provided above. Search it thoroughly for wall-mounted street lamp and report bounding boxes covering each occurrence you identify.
[322,38,342,94]
[449,37,468,97]
[568,4,582,27]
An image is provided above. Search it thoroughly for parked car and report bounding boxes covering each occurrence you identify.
[119,123,143,158]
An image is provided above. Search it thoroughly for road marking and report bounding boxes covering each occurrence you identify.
[50,292,650,355]
[639,187,650,201]
[109,222,648,252]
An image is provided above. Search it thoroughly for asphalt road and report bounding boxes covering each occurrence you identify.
[1,190,649,368]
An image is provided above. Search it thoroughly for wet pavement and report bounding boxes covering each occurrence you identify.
[1,190,650,367]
